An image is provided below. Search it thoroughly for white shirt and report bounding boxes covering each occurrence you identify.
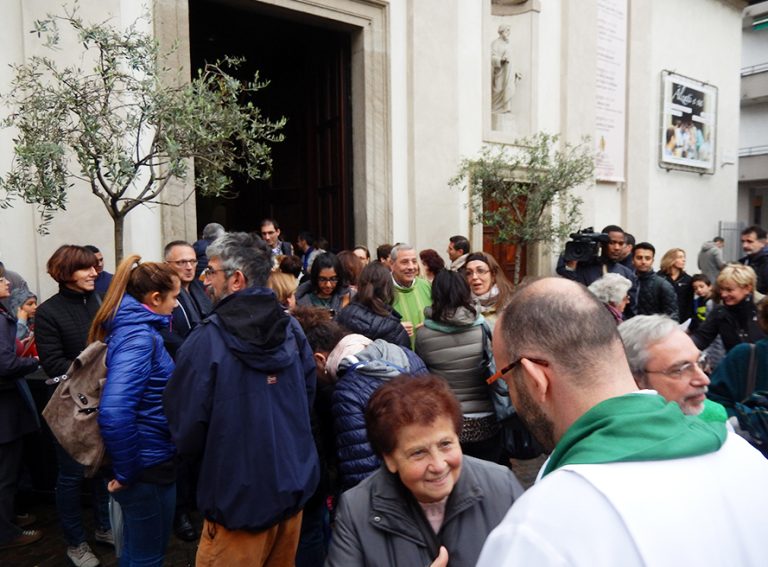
[477,432,768,567]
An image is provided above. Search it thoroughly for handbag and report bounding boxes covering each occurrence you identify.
[481,323,544,460]
[42,341,109,477]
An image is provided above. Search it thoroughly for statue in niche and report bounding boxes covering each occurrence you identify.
[491,24,521,114]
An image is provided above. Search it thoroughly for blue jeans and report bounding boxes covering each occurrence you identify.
[54,443,110,546]
[112,481,175,567]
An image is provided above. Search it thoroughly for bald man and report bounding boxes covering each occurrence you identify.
[473,278,768,567]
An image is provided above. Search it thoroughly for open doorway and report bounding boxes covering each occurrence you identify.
[190,0,354,250]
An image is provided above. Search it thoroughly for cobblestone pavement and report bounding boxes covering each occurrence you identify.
[0,496,198,567]
[1,456,546,567]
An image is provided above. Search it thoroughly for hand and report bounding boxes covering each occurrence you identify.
[402,322,414,337]
[107,479,125,493]
[430,546,449,567]
[16,307,27,322]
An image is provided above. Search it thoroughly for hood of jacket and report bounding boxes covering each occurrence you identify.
[107,294,171,333]
[210,287,294,372]
[337,339,413,378]
[423,306,483,332]
[700,241,718,253]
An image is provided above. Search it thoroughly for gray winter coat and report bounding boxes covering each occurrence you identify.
[325,456,523,567]
[698,241,726,284]
[415,307,493,414]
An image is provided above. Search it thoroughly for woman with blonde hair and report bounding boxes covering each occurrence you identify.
[268,271,298,311]
[692,263,766,353]
[659,247,694,324]
[89,255,180,566]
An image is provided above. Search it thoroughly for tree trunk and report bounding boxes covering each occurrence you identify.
[513,245,522,286]
[113,215,125,264]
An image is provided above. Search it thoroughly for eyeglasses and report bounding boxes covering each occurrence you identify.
[644,357,706,379]
[203,267,229,278]
[318,277,339,284]
[486,356,549,384]
[169,259,198,267]
[465,267,490,277]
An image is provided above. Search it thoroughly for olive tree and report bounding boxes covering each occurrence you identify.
[0,6,283,260]
[449,133,594,284]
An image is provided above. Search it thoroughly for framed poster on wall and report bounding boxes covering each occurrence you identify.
[659,71,717,174]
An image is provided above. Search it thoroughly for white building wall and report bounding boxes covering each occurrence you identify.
[0,0,166,301]
[0,0,747,290]
[624,0,741,266]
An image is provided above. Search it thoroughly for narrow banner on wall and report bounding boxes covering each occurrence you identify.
[659,71,717,174]
[595,0,627,182]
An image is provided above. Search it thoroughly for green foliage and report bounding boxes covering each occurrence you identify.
[449,132,594,248]
[0,4,283,253]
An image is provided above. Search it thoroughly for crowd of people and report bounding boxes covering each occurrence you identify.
[1,219,767,567]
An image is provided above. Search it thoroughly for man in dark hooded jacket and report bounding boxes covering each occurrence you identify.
[164,232,319,566]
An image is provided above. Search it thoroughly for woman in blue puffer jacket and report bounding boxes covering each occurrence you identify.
[88,255,180,567]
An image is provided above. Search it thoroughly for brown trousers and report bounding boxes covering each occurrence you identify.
[195,511,303,567]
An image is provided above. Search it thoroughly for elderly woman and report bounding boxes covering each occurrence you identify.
[692,264,766,353]
[463,252,513,327]
[326,375,522,567]
[588,273,633,324]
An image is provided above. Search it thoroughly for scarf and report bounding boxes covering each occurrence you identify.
[542,392,727,477]
[326,333,372,381]
[473,285,500,311]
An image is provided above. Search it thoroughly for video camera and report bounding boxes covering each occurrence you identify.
[563,227,609,263]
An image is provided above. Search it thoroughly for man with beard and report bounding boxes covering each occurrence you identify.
[618,315,711,416]
[164,232,319,566]
[475,278,768,567]
[739,225,768,294]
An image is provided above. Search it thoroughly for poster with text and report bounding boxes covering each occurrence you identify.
[595,0,627,182]
[659,71,717,174]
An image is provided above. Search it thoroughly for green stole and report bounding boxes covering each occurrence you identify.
[542,393,727,478]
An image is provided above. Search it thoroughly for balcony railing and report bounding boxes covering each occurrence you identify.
[742,62,768,77]
[739,145,768,157]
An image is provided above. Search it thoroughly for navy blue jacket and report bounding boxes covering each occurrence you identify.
[332,341,427,489]
[164,287,320,531]
[98,295,176,485]
[336,302,410,348]
[160,280,212,359]
[0,306,38,444]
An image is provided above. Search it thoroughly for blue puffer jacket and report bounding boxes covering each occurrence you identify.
[98,294,176,485]
[332,340,427,490]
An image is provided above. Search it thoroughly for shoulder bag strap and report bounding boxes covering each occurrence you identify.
[744,343,758,403]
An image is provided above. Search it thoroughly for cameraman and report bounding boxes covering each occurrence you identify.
[557,225,638,317]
